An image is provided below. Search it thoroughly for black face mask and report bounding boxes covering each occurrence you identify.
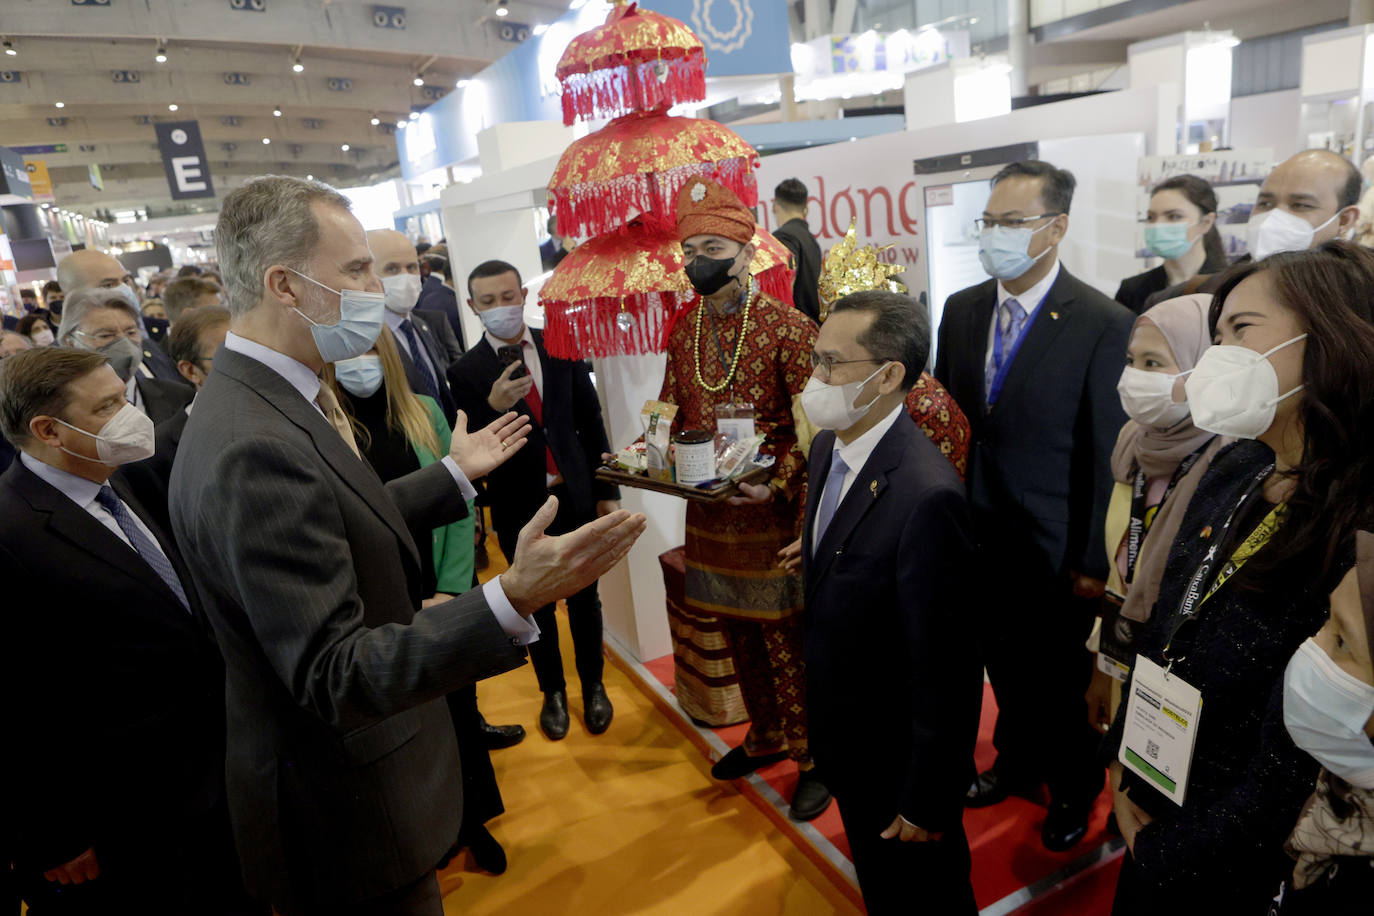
[685,254,739,296]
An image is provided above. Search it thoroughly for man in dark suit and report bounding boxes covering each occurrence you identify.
[56,249,188,385]
[56,287,194,425]
[415,244,465,346]
[448,259,622,742]
[169,177,645,915]
[0,347,258,916]
[771,178,823,324]
[784,290,981,914]
[934,160,1133,851]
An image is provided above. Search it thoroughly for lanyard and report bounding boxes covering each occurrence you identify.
[987,290,1051,407]
[1124,442,1212,586]
[1163,462,1280,667]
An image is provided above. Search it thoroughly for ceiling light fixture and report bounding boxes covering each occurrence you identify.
[409,111,420,120]
[495,5,509,15]
[168,103,178,111]
[456,78,472,88]
[340,143,350,151]
[54,101,65,109]
[370,116,380,125]
[262,137,271,145]
[155,40,167,63]
[533,23,549,35]
[273,105,282,117]
[307,174,314,180]
[3,39,17,57]
[291,53,304,73]
[396,120,406,128]
[413,74,425,86]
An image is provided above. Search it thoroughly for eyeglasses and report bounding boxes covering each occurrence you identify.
[74,326,141,347]
[974,213,1062,232]
[809,352,887,380]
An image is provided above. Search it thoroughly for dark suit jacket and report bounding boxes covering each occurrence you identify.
[933,266,1132,581]
[774,217,823,324]
[448,330,618,537]
[395,312,458,425]
[1,460,223,872]
[139,335,191,386]
[802,418,981,832]
[136,375,195,425]
[415,307,464,363]
[115,406,189,536]
[168,347,527,909]
[415,276,463,345]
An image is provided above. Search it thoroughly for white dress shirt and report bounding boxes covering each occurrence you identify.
[20,452,168,561]
[984,259,1060,371]
[811,404,906,548]
[223,333,538,644]
[125,374,145,414]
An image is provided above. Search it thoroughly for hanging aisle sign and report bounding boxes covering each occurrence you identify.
[154,120,216,201]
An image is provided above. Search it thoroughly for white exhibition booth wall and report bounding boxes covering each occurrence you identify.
[439,83,1230,665]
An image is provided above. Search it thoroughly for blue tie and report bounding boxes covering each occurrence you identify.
[985,297,1027,403]
[96,485,190,612]
[814,452,850,551]
[400,319,442,402]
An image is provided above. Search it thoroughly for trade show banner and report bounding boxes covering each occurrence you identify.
[24,159,54,200]
[153,120,216,201]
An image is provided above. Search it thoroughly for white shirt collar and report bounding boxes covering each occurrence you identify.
[20,451,106,510]
[996,258,1060,316]
[223,332,321,405]
[834,403,906,477]
[383,308,412,334]
[483,326,533,353]
[124,374,142,410]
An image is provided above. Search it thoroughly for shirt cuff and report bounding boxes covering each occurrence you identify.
[440,455,479,501]
[483,577,540,646]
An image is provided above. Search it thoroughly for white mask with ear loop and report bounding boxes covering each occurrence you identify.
[801,363,892,431]
[52,403,156,466]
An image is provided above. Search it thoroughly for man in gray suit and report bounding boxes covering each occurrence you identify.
[169,175,646,916]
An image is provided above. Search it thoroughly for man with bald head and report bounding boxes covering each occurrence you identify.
[57,249,187,385]
[367,228,460,424]
[1148,149,1363,306]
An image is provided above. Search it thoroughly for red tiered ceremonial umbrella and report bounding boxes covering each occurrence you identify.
[750,228,797,307]
[548,108,758,239]
[539,218,694,359]
[556,2,706,125]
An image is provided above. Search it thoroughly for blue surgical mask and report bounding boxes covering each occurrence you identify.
[479,304,525,341]
[977,221,1054,281]
[334,355,384,398]
[286,267,386,363]
[1144,222,1198,261]
[1284,638,1374,789]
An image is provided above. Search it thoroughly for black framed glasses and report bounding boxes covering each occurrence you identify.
[809,353,889,380]
[974,213,1062,232]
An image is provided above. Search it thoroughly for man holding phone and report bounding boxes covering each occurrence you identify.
[448,260,622,741]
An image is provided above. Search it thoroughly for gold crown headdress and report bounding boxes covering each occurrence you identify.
[817,219,908,321]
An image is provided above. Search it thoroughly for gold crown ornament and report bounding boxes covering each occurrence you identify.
[817,219,908,321]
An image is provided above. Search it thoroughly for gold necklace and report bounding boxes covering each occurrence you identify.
[694,282,755,394]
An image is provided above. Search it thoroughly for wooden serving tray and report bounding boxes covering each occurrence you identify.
[595,463,771,503]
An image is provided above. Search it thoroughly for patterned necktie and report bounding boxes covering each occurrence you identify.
[95,485,190,612]
[814,452,850,551]
[315,383,361,458]
[985,297,1028,402]
[521,341,559,477]
[400,319,442,402]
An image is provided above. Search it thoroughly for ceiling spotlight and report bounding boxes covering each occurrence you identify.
[307,174,314,180]
[340,143,350,151]
[495,5,509,15]
[155,40,167,63]
[533,23,549,35]
[396,120,406,128]
[54,101,65,109]
[409,111,420,120]
[456,78,472,88]
[413,74,424,87]
[291,55,304,73]
[3,40,17,57]
[262,137,271,145]
[273,106,282,117]
[168,103,179,111]
[370,116,380,125]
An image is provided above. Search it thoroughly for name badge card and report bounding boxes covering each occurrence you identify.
[1118,655,1202,806]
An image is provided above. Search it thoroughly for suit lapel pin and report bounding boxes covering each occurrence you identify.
[870,480,878,498]
[1050,311,1060,320]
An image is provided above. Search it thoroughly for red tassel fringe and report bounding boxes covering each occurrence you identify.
[542,291,692,360]
[560,55,707,126]
[757,265,796,308]
[552,157,759,239]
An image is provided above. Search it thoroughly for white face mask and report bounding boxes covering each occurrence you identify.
[31,327,54,347]
[381,273,422,316]
[479,304,525,341]
[801,363,890,431]
[334,355,384,398]
[1117,366,1191,429]
[1183,334,1306,439]
[53,402,156,466]
[1246,208,1339,261]
[1283,638,1374,789]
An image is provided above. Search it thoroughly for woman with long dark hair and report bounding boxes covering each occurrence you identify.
[1102,241,1374,913]
[1115,175,1230,314]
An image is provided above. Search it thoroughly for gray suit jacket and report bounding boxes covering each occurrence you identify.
[169,346,526,909]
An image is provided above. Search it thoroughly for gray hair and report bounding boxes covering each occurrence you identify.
[57,285,140,344]
[829,290,931,391]
[216,175,352,318]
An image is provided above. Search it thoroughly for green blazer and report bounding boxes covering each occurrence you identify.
[413,395,476,595]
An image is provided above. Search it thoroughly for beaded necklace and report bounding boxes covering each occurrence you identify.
[693,278,757,394]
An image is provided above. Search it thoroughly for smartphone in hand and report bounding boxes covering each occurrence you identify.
[497,344,529,379]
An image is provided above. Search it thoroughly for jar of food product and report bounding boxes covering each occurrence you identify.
[673,429,716,485]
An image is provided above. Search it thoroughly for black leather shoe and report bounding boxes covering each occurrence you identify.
[710,746,788,781]
[789,771,833,822]
[583,682,614,735]
[965,768,1039,809]
[467,825,508,875]
[1042,800,1091,852]
[540,690,570,741]
[479,715,526,750]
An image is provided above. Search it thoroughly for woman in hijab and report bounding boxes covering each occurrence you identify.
[1086,295,1224,734]
[1275,530,1374,913]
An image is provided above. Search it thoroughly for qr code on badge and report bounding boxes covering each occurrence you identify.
[1146,739,1160,760]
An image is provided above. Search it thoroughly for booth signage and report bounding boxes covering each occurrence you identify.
[23,159,53,199]
[0,145,33,199]
[154,120,216,200]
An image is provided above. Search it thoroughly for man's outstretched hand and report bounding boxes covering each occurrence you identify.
[450,409,531,480]
[502,496,647,615]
